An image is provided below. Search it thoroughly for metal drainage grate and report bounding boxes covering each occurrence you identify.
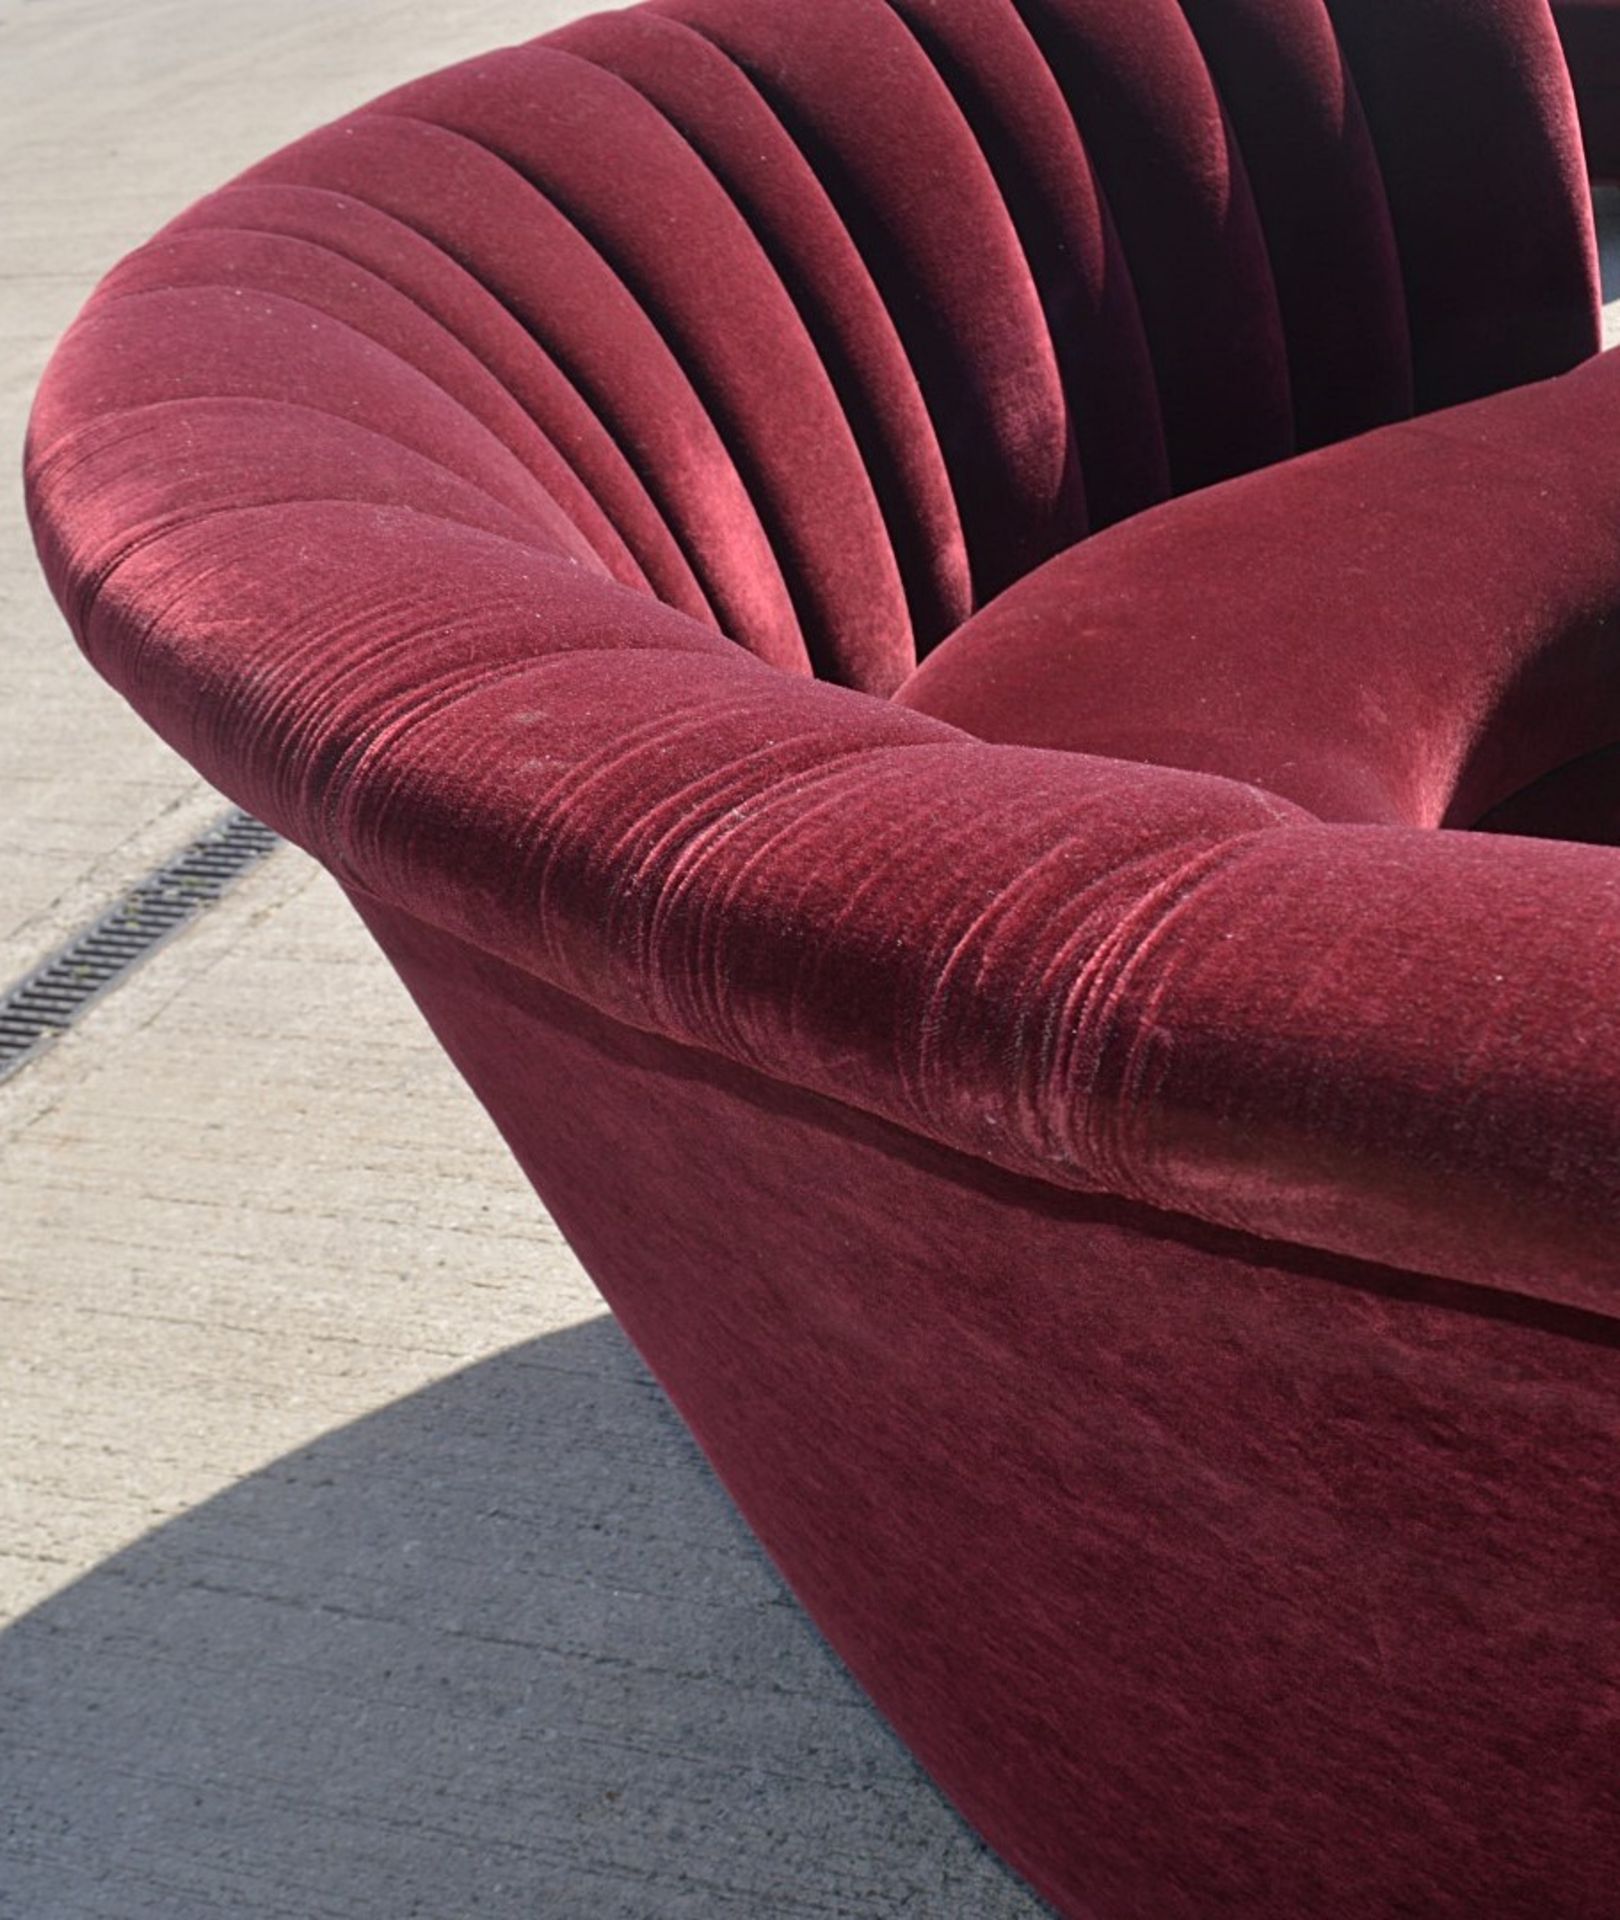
[0,808,282,1084]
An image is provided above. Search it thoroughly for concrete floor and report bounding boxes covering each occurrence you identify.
[3,5,1620,1916]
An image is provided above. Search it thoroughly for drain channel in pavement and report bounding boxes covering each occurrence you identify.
[0,809,282,1083]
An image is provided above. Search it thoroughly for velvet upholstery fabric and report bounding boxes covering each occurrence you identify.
[24,2,1620,1913]
[895,350,1620,833]
[1556,0,1620,176]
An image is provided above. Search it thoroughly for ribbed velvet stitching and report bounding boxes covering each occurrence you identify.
[161,208,662,597]
[28,389,568,544]
[92,233,609,557]
[1009,0,1296,493]
[655,0,1076,608]
[302,110,807,670]
[501,40,912,689]
[551,8,971,654]
[881,0,1172,541]
[1319,0,1601,407]
[199,185,722,618]
[68,486,563,641]
[375,50,910,691]
[1172,0,1413,447]
[365,98,841,676]
[191,182,718,624]
[877,0,1091,547]
[40,286,592,560]
[510,34,923,680]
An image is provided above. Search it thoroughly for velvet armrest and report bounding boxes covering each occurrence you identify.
[898,345,1620,835]
[27,289,1620,1313]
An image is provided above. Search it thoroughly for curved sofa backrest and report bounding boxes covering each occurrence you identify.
[24,0,1620,1306]
[84,0,1600,695]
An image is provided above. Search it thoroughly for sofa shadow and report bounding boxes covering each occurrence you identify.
[1599,182,1620,307]
[0,1314,1049,1920]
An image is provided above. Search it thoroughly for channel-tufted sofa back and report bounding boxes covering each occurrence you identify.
[35,0,1598,694]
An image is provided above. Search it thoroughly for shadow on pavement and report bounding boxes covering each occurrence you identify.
[0,1314,1049,1919]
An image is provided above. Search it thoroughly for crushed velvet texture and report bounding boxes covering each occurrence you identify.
[1556,0,1620,175]
[22,1,1620,1914]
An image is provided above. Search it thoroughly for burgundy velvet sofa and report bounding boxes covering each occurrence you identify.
[1556,0,1620,174]
[25,1,1620,1913]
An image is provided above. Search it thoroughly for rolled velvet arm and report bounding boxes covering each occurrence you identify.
[26,275,1620,1310]
[897,346,1620,833]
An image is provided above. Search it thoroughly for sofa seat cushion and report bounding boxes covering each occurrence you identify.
[894,346,1620,836]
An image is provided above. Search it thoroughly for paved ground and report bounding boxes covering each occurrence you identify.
[3,5,1619,1916]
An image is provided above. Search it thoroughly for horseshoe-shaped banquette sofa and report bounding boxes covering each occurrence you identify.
[25,0,1620,1912]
